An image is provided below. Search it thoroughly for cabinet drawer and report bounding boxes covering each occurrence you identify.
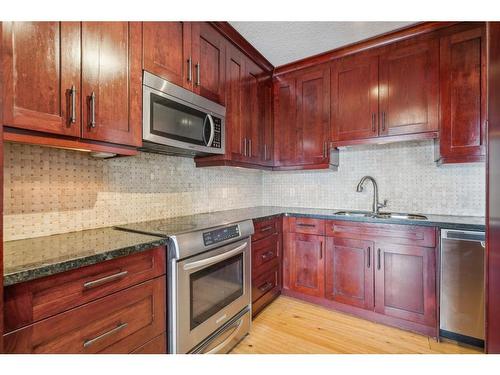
[252,263,280,303]
[4,247,166,332]
[131,333,167,354]
[253,217,281,241]
[289,217,325,235]
[4,277,166,354]
[252,233,280,273]
[325,221,436,247]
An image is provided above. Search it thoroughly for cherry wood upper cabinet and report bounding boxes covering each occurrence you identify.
[331,53,379,142]
[273,74,297,166]
[259,77,274,166]
[81,22,142,147]
[143,22,192,90]
[287,233,325,298]
[379,38,439,136]
[374,243,437,327]
[295,65,330,165]
[325,237,374,310]
[191,22,226,105]
[438,24,486,164]
[2,22,81,137]
[243,58,264,164]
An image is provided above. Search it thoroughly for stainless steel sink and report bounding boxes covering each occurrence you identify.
[334,210,428,220]
[374,212,428,220]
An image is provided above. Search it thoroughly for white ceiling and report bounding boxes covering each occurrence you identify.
[229,22,415,67]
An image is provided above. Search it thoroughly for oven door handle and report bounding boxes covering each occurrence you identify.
[183,242,247,271]
[203,114,215,147]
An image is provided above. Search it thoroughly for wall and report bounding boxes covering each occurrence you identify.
[4,140,485,241]
[263,141,485,217]
[3,143,263,241]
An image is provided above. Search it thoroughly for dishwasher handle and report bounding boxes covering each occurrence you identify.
[441,229,485,242]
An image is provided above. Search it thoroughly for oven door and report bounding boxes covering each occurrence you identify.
[175,238,251,354]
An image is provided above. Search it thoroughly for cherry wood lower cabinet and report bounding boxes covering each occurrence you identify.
[283,218,438,337]
[3,247,167,354]
[251,217,282,317]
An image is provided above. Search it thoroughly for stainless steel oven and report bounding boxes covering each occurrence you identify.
[168,220,253,354]
[141,71,225,157]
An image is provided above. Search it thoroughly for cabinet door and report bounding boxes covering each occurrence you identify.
[244,58,264,164]
[288,233,324,297]
[226,43,246,160]
[81,22,142,147]
[439,25,486,163]
[331,54,379,142]
[273,75,297,166]
[191,22,225,104]
[2,22,81,136]
[259,77,274,166]
[325,237,374,310]
[143,22,192,90]
[374,243,437,327]
[296,65,330,165]
[379,38,439,136]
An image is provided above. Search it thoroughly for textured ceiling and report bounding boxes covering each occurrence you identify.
[229,22,415,67]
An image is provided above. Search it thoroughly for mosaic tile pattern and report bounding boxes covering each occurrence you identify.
[4,143,263,240]
[262,141,485,217]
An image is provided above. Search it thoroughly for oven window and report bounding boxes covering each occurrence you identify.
[150,93,206,145]
[190,253,244,330]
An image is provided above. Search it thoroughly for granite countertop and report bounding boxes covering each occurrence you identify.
[3,227,168,286]
[4,206,484,287]
[116,206,485,236]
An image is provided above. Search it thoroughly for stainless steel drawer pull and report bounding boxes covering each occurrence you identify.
[377,249,381,270]
[70,85,77,124]
[258,281,274,293]
[187,58,192,82]
[367,247,371,268]
[297,223,316,227]
[261,251,275,261]
[83,270,128,289]
[260,225,274,232]
[195,62,200,86]
[83,322,128,348]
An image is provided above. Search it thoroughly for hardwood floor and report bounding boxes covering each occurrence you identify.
[232,296,483,354]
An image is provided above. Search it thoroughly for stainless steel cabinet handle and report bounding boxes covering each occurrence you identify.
[377,248,381,270]
[382,112,386,131]
[261,251,275,261]
[243,138,247,156]
[83,322,128,348]
[83,270,128,290]
[260,225,274,233]
[187,58,192,82]
[69,85,77,124]
[323,141,327,158]
[89,91,96,128]
[258,281,274,293]
[367,247,371,268]
[297,223,316,227]
[371,113,376,132]
[195,62,200,86]
[248,139,252,157]
[264,144,268,160]
[319,240,323,260]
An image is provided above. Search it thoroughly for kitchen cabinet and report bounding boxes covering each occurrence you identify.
[81,22,142,147]
[331,53,379,142]
[2,21,142,152]
[374,243,437,327]
[191,22,226,105]
[331,36,439,146]
[260,77,274,166]
[143,22,192,90]
[274,64,331,168]
[287,232,325,298]
[2,22,81,137]
[325,237,374,310]
[437,23,486,164]
[251,217,282,317]
[3,247,167,354]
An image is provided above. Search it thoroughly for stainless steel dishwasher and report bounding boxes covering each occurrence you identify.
[440,229,485,347]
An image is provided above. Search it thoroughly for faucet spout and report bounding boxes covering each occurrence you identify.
[356,176,386,214]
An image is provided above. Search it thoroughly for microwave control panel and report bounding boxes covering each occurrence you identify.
[211,117,222,149]
[203,225,240,246]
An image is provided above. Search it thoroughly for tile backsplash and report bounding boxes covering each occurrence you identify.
[4,140,485,241]
[263,141,485,216]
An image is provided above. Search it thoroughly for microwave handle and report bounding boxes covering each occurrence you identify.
[203,114,215,147]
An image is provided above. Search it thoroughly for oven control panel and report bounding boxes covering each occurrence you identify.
[203,225,240,246]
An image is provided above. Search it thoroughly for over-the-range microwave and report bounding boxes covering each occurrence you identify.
[140,71,226,157]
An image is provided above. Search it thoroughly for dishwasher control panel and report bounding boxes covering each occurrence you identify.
[203,225,240,246]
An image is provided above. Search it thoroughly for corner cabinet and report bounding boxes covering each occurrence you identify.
[436,23,487,164]
[273,64,332,169]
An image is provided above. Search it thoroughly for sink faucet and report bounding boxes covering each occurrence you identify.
[356,176,388,214]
